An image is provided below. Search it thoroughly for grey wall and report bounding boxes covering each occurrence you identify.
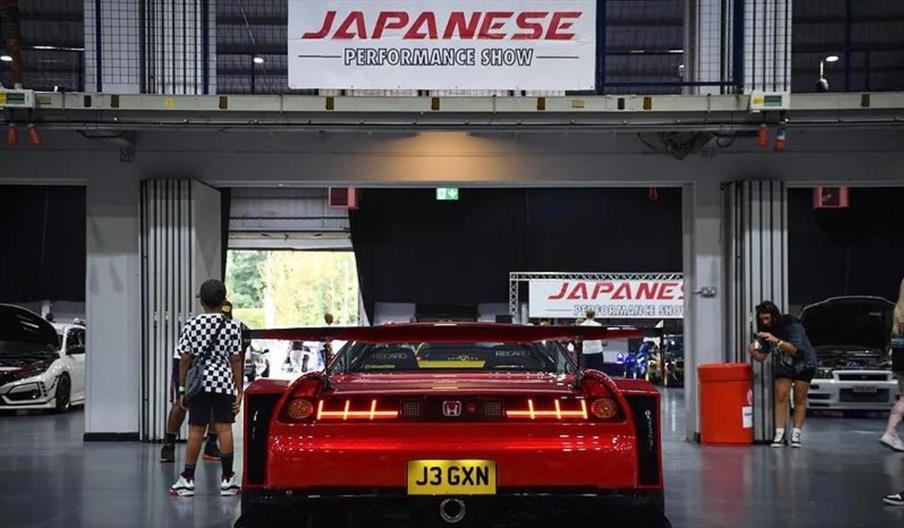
[1,126,902,436]
[2,128,903,188]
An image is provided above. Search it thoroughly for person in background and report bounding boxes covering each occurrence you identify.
[880,279,904,452]
[170,279,244,497]
[0,0,24,88]
[221,299,251,370]
[44,312,54,323]
[321,312,335,367]
[748,300,817,448]
[881,280,904,505]
[579,310,605,371]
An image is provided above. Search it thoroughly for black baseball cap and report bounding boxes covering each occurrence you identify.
[198,279,227,307]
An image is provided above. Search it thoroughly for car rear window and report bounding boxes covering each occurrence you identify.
[335,341,575,375]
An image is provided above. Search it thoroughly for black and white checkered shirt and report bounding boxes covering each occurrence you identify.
[177,314,243,395]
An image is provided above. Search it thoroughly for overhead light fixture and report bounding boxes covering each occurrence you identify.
[0,55,12,62]
[816,55,840,92]
[253,56,265,64]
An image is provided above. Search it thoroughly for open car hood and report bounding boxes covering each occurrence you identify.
[249,322,641,343]
[0,304,60,349]
[800,296,894,351]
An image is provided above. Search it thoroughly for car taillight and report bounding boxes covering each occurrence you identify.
[506,398,588,420]
[316,398,398,421]
[286,398,315,420]
[279,374,400,423]
[580,372,625,422]
[590,398,619,420]
[279,373,324,423]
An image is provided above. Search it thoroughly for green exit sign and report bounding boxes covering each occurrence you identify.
[436,187,459,201]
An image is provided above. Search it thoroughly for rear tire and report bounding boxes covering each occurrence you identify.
[54,374,71,413]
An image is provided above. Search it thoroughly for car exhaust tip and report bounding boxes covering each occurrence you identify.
[439,498,466,524]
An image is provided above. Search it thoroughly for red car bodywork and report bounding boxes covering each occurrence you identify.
[238,324,667,528]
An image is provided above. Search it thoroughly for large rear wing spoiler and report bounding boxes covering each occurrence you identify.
[245,323,642,344]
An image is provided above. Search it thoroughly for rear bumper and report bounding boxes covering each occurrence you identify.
[265,422,641,489]
[807,377,899,410]
[236,488,669,528]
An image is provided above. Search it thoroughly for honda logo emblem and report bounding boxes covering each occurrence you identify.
[443,401,462,417]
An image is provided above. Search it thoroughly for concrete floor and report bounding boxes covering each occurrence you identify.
[2,389,904,528]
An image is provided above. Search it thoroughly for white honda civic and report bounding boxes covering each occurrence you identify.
[0,305,86,412]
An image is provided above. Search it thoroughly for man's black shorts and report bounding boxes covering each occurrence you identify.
[774,363,815,383]
[188,391,235,426]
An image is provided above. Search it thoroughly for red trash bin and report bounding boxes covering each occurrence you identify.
[698,363,753,444]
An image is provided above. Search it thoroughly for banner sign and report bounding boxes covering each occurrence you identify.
[528,279,685,319]
[288,0,597,90]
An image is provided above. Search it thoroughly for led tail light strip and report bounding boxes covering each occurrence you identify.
[316,399,399,421]
[506,399,588,420]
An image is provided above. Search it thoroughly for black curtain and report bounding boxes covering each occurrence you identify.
[220,187,231,279]
[349,188,683,321]
[0,186,87,302]
[789,187,904,307]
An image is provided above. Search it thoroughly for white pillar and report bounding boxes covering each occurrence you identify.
[84,0,216,94]
[140,180,221,441]
[724,181,788,443]
[686,0,727,95]
[683,180,725,442]
[84,0,141,93]
[743,0,792,93]
[84,174,142,439]
[686,0,793,95]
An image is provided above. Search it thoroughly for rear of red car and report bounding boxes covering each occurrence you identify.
[237,325,668,528]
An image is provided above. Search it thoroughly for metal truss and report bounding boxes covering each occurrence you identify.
[7,92,904,132]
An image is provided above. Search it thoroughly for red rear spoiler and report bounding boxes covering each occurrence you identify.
[246,323,642,343]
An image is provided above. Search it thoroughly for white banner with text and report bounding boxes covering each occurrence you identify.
[529,279,685,319]
[288,0,597,90]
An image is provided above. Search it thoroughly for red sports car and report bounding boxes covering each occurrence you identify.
[237,324,669,528]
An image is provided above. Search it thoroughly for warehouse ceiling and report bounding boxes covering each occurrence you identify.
[1,0,901,94]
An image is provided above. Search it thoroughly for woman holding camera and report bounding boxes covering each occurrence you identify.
[882,279,904,506]
[748,301,818,448]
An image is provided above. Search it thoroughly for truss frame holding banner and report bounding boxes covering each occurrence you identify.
[509,272,685,323]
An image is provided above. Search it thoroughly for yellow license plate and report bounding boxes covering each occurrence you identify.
[407,460,496,495]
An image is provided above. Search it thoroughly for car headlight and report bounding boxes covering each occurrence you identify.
[0,360,53,386]
[5,382,44,401]
[815,367,833,379]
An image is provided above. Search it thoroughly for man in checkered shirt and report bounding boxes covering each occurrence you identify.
[170,279,244,497]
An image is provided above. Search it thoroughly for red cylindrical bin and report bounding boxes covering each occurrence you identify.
[698,363,753,444]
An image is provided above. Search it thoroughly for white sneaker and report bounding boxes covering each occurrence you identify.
[220,474,240,496]
[880,433,904,452]
[790,429,802,448]
[170,476,195,497]
[884,491,904,506]
[771,430,786,448]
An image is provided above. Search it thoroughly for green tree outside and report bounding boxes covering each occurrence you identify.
[226,250,359,329]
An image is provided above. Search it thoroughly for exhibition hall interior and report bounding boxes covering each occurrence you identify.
[1,1,903,527]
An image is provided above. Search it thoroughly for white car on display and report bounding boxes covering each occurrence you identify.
[802,296,899,412]
[0,305,86,412]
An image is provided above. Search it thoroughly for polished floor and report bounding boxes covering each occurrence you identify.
[2,390,904,528]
